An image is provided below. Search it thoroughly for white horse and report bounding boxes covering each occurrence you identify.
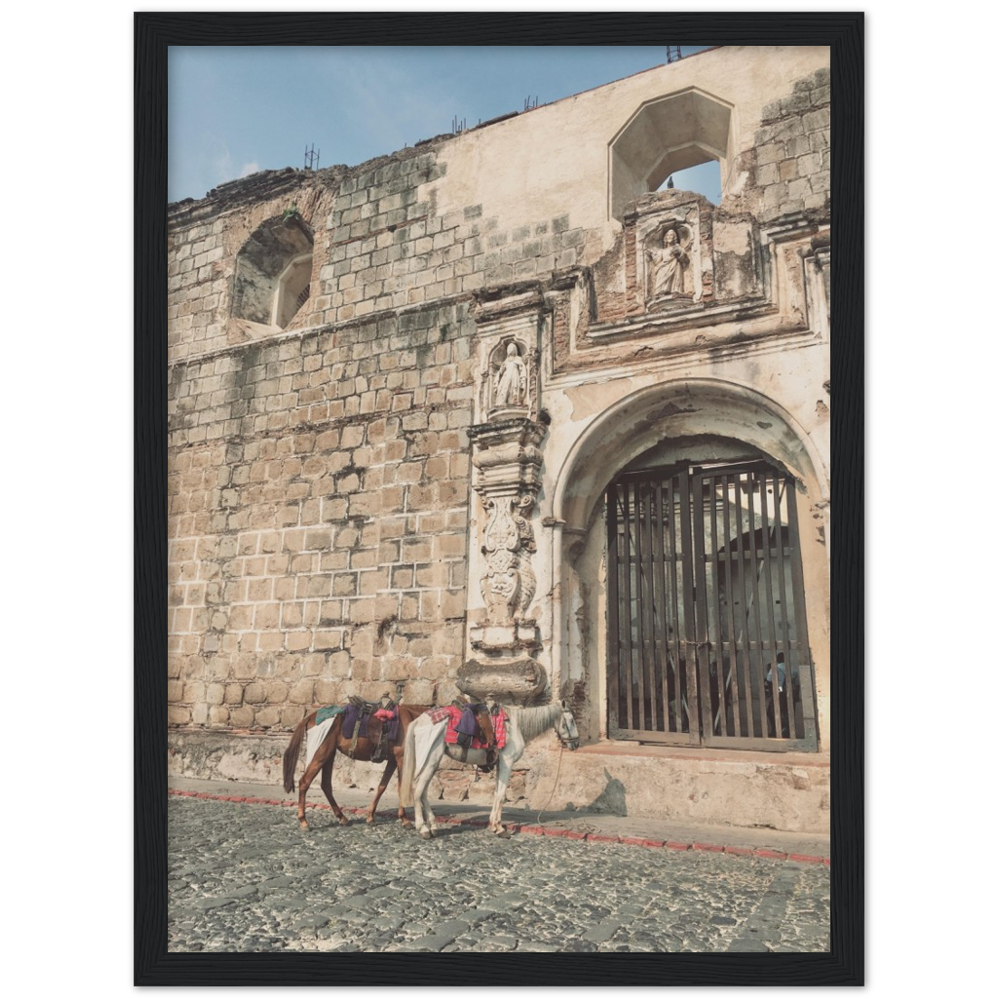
[400,701,579,839]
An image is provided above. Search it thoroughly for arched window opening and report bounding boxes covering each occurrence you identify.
[609,88,732,220]
[272,253,313,328]
[232,213,314,329]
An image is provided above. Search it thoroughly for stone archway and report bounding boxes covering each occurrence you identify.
[550,379,830,749]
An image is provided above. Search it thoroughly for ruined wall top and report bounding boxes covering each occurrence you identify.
[169,45,829,236]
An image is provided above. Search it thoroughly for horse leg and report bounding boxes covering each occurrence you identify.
[417,742,446,839]
[418,777,435,840]
[394,746,412,827]
[489,751,514,835]
[297,753,326,830]
[367,757,397,824]
[411,762,429,838]
[319,748,350,826]
[423,791,439,837]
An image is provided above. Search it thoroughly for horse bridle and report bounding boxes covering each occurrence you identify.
[556,711,580,750]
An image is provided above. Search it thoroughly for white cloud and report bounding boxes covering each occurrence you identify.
[212,144,233,183]
[210,146,259,186]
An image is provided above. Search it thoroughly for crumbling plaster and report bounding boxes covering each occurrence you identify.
[421,45,828,241]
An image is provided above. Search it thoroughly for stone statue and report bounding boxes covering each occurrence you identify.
[649,228,689,298]
[493,343,527,408]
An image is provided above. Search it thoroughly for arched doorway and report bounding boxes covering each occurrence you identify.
[606,456,817,750]
[552,379,829,753]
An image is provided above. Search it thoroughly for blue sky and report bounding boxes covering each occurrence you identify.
[168,45,717,205]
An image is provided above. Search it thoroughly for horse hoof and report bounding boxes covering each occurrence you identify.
[338,816,350,827]
[420,829,432,840]
[401,819,412,828]
[298,821,309,831]
[366,816,375,825]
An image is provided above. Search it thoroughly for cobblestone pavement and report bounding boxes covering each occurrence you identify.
[168,796,830,953]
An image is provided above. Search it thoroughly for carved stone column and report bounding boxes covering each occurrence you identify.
[458,287,551,704]
[458,416,548,704]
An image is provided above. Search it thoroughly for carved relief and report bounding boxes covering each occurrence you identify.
[464,295,548,701]
[493,342,527,407]
[485,338,533,417]
[480,494,536,627]
[646,224,694,301]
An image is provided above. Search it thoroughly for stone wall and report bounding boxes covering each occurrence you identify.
[752,67,830,220]
[167,46,833,832]
[169,300,482,728]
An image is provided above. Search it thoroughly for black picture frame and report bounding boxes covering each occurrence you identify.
[136,11,863,986]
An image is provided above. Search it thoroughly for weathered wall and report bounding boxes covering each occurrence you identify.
[168,47,829,361]
[168,300,478,726]
[167,46,832,833]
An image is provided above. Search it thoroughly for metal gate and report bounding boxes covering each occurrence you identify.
[606,461,818,751]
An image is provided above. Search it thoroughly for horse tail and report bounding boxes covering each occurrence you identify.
[282,714,311,793]
[400,717,418,807]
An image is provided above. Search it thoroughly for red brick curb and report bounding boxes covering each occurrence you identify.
[168,789,829,865]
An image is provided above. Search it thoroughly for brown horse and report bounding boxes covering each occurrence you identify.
[282,704,431,830]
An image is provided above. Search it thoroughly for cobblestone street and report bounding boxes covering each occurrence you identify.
[168,794,830,953]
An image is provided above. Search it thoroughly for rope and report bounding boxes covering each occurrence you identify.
[535,740,565,825]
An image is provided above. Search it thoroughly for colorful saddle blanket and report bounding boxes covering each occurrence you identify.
[426,705,507,750]
[316,704,346,725]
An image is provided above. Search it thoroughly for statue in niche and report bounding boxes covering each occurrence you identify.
[492,342,527,409]
[648,227,690,299]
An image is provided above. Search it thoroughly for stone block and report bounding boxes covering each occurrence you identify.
[787,177,811,201]
[778,159,799,182]
[349,598,376,623]
[287,679,315,706]
[254,706,281,728]
[228,706,254,728]
[240,681,266,705]
[262,678,292,710]
[802,109,829,134]
[284,631,311,652]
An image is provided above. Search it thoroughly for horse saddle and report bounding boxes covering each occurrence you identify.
[452,700,499,771]
[345,695,398,760]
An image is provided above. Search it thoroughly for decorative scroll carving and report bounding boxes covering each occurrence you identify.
[480,494,536,627]
[469,417,545,495]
